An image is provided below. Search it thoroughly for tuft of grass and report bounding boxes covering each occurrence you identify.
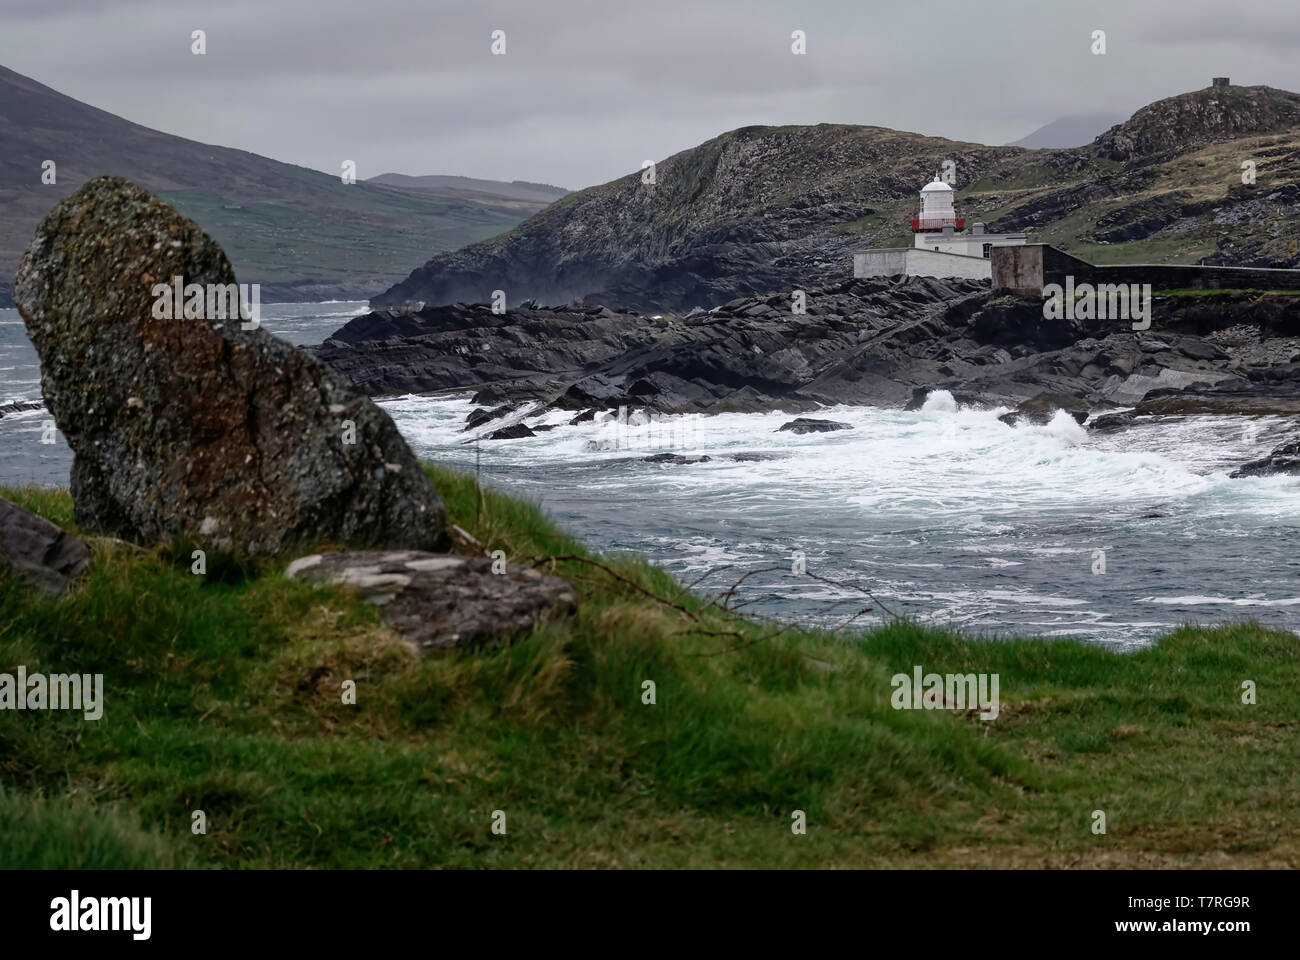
[0,468,1295,868]
[0,786,190,869]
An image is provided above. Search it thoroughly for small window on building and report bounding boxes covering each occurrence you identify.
[982,243,993,258]
[934,246,939,252]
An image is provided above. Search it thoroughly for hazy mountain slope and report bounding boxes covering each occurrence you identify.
[0,65,546,305]
[368,173,568,210]
[374,84,1300,314]
[1006,114,1125,149]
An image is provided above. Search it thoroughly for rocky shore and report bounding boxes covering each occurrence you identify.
[308,277,1300,474]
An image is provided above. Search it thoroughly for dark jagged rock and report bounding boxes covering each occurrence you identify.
[463,407,495,430]
[0,400,44,418]
[776,418,853,434]
[285,550,577,655]
[1231,436,1300,477]
[463,403,524,432]
[313,278,1300,429]
[313,276,992,413]
[13,176,445,554]
[903,387,933,411]
[1087,411,1137,433]
[729,451,794,462]
[0,496,91,594]
[997,392,1090,426]
[643,453,712,464]
[486,424,535,440]
[1121,364,1300,417]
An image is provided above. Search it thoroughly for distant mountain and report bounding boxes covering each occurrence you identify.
[374,84,1300,314]
[368,173,569,208]
[1005,114,1125,149]
[0,65,555,306]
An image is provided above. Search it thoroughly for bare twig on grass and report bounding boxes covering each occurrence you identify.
[514,547,901,658]
[701,565,786,613]
[526,553,702,622]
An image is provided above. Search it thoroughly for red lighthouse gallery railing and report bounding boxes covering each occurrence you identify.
[910,216,966,231]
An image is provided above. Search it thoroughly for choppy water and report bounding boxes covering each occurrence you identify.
[3,303,1298,648]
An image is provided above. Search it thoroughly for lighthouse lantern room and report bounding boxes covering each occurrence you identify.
[910,176,965,232]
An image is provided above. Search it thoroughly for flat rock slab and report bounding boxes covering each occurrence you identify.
[776,418,853,434]
[286,550,577,654]
[0,496,91,595]
[643,453,711,464]
[0,400,44,418]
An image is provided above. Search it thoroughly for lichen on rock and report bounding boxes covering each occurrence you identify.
[13,176,445,554]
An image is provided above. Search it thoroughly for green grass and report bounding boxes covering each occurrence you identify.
[1153,288,1300,298]
[158,188,529,289]
[1,467,1296,868]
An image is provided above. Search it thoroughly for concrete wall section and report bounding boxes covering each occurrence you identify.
[994,243,1300,294]
[853,248,909,277]
[991,244,1045,293]
[915,233,1027,257]
[855,247,992,281]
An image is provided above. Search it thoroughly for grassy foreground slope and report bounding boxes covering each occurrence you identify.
[0,469,1296,869]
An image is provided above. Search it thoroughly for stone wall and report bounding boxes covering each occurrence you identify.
[854,247,992,281]
[993,243,1300,294]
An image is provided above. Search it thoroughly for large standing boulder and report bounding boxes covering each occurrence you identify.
[12,176,444,553]
[0,497,91,595]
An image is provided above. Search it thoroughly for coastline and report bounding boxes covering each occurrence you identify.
[2,467,1295,868]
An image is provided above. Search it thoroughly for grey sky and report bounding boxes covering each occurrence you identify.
[3,0,1298,190]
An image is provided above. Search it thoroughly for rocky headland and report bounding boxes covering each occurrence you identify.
[371,85,1300,316]
[297,83,1300,478]
[310,277,1300,476]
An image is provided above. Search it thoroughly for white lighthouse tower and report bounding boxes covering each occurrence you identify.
[911,176,964,234]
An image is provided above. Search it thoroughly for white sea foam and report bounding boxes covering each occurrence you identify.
[375,391,1300,646]
[3,302,1296,646]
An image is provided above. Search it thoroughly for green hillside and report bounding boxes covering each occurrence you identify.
[0,65,555,303]
[2,470,1295,868]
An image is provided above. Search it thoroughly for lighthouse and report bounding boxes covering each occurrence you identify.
[911,176,965,233]
[908,175,1025,258]
[853,175,1028,280]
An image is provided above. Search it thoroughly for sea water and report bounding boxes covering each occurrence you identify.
[3,303,1297,647]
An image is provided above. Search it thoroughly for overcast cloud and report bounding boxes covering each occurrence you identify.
[3,0,1298,189]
